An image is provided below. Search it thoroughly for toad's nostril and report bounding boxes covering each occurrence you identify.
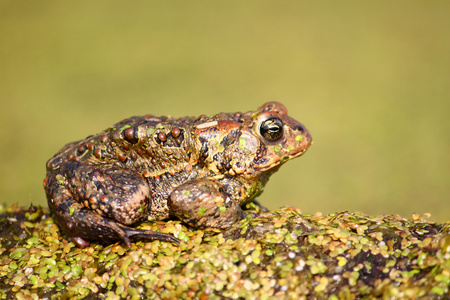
[293,124,304,133]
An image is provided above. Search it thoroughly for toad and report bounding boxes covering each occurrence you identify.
[43,102,312,248]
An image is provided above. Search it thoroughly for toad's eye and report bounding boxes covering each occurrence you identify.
[260,117,284,142]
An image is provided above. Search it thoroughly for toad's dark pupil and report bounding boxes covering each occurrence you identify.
[260,118,284,141]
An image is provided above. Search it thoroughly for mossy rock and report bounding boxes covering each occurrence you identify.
[0,204,449,299]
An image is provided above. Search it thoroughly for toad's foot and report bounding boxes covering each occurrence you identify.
[59,206,180,249]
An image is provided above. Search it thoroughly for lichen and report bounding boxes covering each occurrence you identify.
[0,204,449,299]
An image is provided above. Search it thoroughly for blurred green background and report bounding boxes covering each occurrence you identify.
[1,1,449,222]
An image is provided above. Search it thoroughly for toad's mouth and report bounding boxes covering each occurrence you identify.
[288,146,310,159]
[279,145,310,165]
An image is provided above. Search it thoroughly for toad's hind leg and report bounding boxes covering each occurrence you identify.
[47,190,179,248]
[45,164,180,248]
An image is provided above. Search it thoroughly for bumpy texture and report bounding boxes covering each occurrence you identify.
[43,102,312,248]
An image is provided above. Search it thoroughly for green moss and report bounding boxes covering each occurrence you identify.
[0,204,449,299]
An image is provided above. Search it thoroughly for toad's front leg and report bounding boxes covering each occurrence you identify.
[168,179,246,229]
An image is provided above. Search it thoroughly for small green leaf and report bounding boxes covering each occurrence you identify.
[26,237,40,245]
[56,174,65,184]
[251,111,260,119]
[286,145,295,153]
[239,137,246,149]
[337,256,348,267]
[29,275,39,285]
[9,252,23,259]
[119,125,131,130]
[216,141,225,153]
[198,207,207,217]
[431,286,444,296]
[273,144,282,154]
[146,127,155,135]
[69,206,75,216]
[71,264,83,277]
